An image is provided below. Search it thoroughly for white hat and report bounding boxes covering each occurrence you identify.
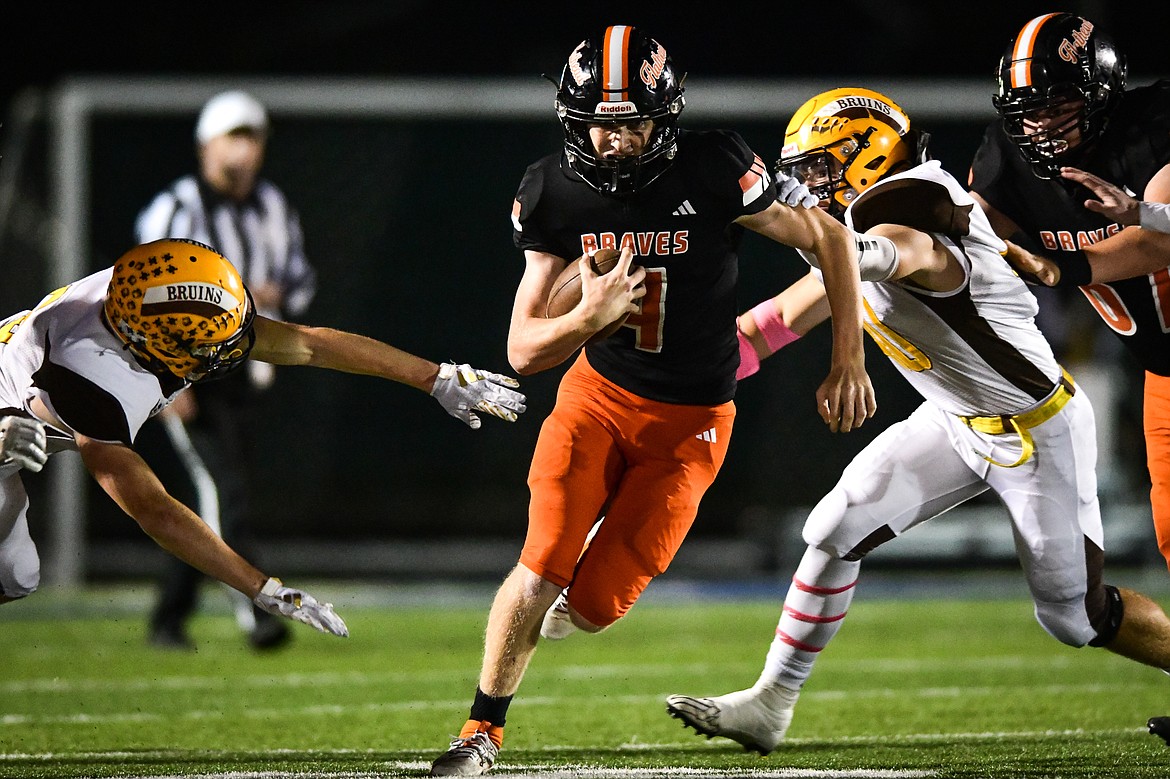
[195,90,269,144]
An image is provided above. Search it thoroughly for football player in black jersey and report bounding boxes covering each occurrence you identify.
[429,25,875,776]
[967,11,1170,746]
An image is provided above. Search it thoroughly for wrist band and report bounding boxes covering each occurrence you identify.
[736,326,761,380]
[1140,201,1170,235]
[1055,249,1093,288]
[750,300,801,353]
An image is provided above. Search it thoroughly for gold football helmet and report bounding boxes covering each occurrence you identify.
[103,238,255,382]
[777,87,915,215]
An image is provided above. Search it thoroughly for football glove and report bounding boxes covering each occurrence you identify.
[775,171,819,209]
[430,362,527,429]
[252,577,349,637]
[0,414,48,473]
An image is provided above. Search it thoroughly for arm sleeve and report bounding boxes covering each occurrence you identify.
[512,160,553,254]
[698,130,777,217]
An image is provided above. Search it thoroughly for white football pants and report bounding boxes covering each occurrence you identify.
[763,392,1103,690]
[0,467,40,599]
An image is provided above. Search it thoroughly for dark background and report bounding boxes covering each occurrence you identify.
[2,2,1167,99]
[1,2,1164,573]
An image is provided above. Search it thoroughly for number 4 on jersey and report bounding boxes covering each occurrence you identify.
[624,268,666,352]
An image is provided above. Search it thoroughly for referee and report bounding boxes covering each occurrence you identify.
[135,90,317,651]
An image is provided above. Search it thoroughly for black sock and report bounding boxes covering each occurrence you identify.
[469,686,513,727]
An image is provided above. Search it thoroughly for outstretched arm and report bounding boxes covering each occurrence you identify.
[736,272,830,379]
[975,169,1170,287]
[79,434,267,595]
[736,221,962,380]
[1063,165,1170,237]
[250,316,526,428]
[739,202,875,432]
[78,434,348,636]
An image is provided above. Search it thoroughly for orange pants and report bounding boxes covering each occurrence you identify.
[1145,371,1170,572]
[520,353,734,627]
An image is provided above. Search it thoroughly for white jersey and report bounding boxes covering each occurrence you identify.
[787,162,1105,656]
[0,268,180,451]
[846,160,1061,417]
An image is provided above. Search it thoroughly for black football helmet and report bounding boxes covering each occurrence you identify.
[992,13,1127,179]
[555,25,685,195]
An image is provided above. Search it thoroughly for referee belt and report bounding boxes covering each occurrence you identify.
[958,368,1076,468]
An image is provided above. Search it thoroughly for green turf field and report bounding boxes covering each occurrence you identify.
[3,579,1170,778]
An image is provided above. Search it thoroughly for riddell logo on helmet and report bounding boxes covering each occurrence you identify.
[595,101,638,115]
[1058,19,1094,63]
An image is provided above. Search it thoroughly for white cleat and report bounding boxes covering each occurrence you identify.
[665,684,799,756]
[540,590,577,640]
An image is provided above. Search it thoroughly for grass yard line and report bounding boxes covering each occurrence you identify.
[0,746,943,773]
[1,769,940,779]
[571,727,1148,749]
[0,681,1155,727]
[0,750,943,778]
[0,654,1081,696]
[781,727,1148,745]
[387,764,938,778]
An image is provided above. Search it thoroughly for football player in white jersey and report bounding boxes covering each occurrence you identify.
[665,88,1170,753]
[0,238,526,632]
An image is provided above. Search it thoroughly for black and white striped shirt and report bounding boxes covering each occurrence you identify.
[134,175,316,319]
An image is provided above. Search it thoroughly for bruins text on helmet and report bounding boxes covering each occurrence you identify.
[554,25,686,195]
[776,87,923,216]
[992,12,1127,179]
[103,238,256,383]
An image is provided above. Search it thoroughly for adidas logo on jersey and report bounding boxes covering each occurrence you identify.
[696,427,717,443]
[673,200,697,216]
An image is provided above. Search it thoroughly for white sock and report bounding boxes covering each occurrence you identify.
[761,547,859,690]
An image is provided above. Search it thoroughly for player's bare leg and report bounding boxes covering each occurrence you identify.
[479,564,563,695]
[1099,589,1170,747]
[1105,588,1170,668]
[431,564,562,776]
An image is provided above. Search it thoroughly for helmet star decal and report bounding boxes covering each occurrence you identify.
[103,239,256,383]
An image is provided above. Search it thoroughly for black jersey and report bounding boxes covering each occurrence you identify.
[970,80,1170,375]
[512,129,777,405]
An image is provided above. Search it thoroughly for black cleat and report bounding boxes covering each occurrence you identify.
[1148,716,1170,746]
[148,623,195,651]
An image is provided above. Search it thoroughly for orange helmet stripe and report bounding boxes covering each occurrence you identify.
[601,25,632,102]
[1009,13,1061,88]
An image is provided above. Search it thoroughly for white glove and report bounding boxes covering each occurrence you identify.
[776,170,819,209]
[0,415,48,473]
[430,362,527,429]
[252,577,349,637]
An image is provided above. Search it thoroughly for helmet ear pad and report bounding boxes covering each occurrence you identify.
[555,25,685,194]
[104,238,255,383]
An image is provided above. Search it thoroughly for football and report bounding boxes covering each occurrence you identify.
[545,248,634,342]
